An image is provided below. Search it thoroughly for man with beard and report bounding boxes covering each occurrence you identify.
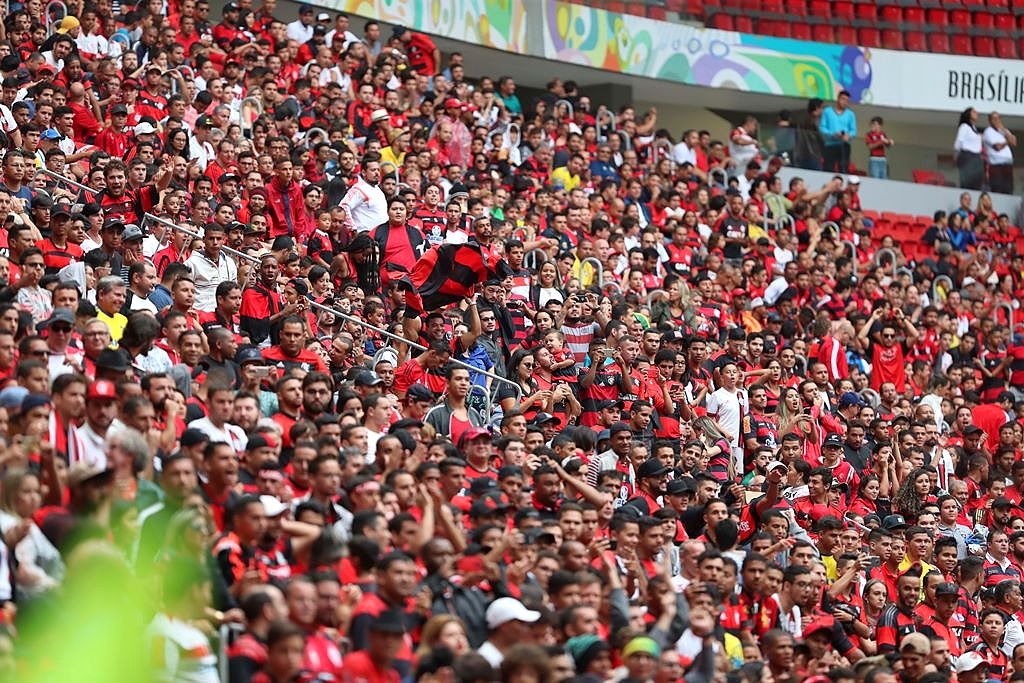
[135,453,199,573]
[301,372,334,421]
[625,458,670,515]
[49,372,87,462]
[340,152,388,234]
[254,495,321,582]
[262,317,329,374]
[200,328,240,388]
[73,379,120,468]
[349,552,419,677]
[185,223,237,313]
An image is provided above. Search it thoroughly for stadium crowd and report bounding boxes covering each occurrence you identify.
[1,1,1024,683]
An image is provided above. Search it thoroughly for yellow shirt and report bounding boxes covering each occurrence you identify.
[379,146,405,170]
[550,166,581,192]
[97,310,128,342]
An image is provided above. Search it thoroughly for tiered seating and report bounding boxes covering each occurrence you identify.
[568,0,1024,60]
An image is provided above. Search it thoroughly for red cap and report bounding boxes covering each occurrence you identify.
[731,288,747,297]
[459,426,492,445]
[88,380,117,400]
[444,97,462,109]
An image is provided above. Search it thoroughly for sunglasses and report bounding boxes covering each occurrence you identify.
[50,324,72,333]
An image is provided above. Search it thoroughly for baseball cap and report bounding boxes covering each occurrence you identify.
[882,514,908,531]
[802,616,835,640]
[40,128,61,140]
[110,104,128,116]
[39,307,75,330]
[353,371,384,387]
[823,433,844,449]
[369,609,407,634]
[597,399,623,411]
[898,632,930,656]
[636,458,669,480]
[235,347,263,365]
[315,11,330,21]
[248,434,277,451]
[935,582,959,597]
[766,460,788,474]
[531,412,561,427]
[485,597,540,630]
[134,122,157,135]
[459,426,491,445]
[469,477,497,495]
[848,175,861,185]
[0,386,28,412]
[406,384,434,402]
[470,492,512,517]
[993,496,1013,509]
[955,651,988,673]
[95,349,130,372]
[444,97,462,109]
[622,636,660,660]
[102,218,126,232]
[838,391,866,407]
[259,495,288,517]
[88,379,118,400]
[121,225,144,242]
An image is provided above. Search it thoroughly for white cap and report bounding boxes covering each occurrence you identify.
[371,108,389,122]
[955,651,988,673]
[316,11,330,21]
[848,175,861,184]
[485,597,540,630]
[134,122,157,135]
[767,460,788,474]
[259,495,288,517]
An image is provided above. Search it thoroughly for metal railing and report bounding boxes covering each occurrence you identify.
[523,249,547,271]
[31,168,524,405]
[553,99,574,121]
[932,274,954,304]
[44,0,67,32]
[581,257,604,290]
[821,221,840,240]
[596,109,616,143]
[996,302,1015,329]
[141,212,523,403]
[39,167,96,195]
[873,247,898,270]
[840,239,858,262]
[651,139,674,173]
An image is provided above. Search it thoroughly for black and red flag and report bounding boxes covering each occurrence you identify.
[400,241,512,313]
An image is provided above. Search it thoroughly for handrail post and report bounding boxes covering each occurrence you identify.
[596,109,616,143]
[581,257,604,290]
[932,274,954,304]
[523,249,547,271]
[840,239,857,262]
[553,99,574,121]
[873,247,898,270]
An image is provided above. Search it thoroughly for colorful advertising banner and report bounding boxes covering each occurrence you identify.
[326,0,1023,115]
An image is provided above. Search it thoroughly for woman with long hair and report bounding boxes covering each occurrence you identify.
[777,386,817,444]
[497,349,548,421]
[892,467,933,521]
[761,357,783,413]
[530,261,564,310]
[954,107,984,190]
[650,275,687,327]
[692,416,731,482]
[0,468,64,600]
[416,614,470,658]
[859,579,889,654]
[848,474,888,519]
[330,233,379,293]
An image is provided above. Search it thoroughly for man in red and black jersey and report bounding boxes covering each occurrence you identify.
[262,317,329,374]
[409,182,447,246]
[198,281,245,342]
[348,82,377,140]
[95,157,171,226]
[240,255,301,346]
[349,551,420,679]
[721,553,780,642]
[578,338,633,428]
[877,571,922,653]
[743,386,779,454]
[37,203,83,273]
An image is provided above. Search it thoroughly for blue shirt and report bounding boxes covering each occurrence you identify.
[819,106,857,146]
[148,284,172,312]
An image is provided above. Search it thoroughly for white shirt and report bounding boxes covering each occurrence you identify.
[326,28,359,50]
[287,19,314,43]
[705,386,747,449]
[954,123,983,155]
[672,141,697,166]
[983,126,1014,165]
[184,250,238,312]
[76,31,110,58]
[74,421,109,468]
[188,137,215,171]
[129,290,158,314]
[477,641,504,668]
[147,613,220,683]
[189,417,247,453]
[340,175,388,233]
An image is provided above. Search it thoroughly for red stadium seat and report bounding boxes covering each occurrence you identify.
[880,5,902,22]
[786,0,808,16]
[809,0,830,16]
[930,33,951,53]
[903,7,925,23]
[974,36,996,56]
[814,25,835,43]
[685,0,706,17]
[974,12,996,30]
[950,9,970,25]
[646,5,667,20]
[859,27,881,47]
[951,33,972,54]
[762,0,784,12]
[881,29,904,49]
[709,13,734,29]
[833,1,855,21]
[735,15,754,32]
[855,3,878,21]
[835,24,857,43]
[995,14,1015,31]
[905,31,927,51]
[987,0,1009,8]
[996,37,1018,58]
[792,22,813,40]
[666,0,686,11]
[925,9,948,26]
[773,21,793,37]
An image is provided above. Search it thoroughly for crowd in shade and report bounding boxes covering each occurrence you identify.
[1,1,1024,683]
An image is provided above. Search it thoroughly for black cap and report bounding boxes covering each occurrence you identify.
[608,421,631,435]
[666,479,694,496]
[597,399,623,411]
[469,477,497,495]
[354,371,384,387]
[823,433,844,448]
[111,104,128,116]
[993,496,1013,509]
[964,425,984,435]
[882,514,908,531]
[531,412,561,426]
[406,384,434,402]
[95,348,130,371]
[935,582,960,597]
[636,458,669,480]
